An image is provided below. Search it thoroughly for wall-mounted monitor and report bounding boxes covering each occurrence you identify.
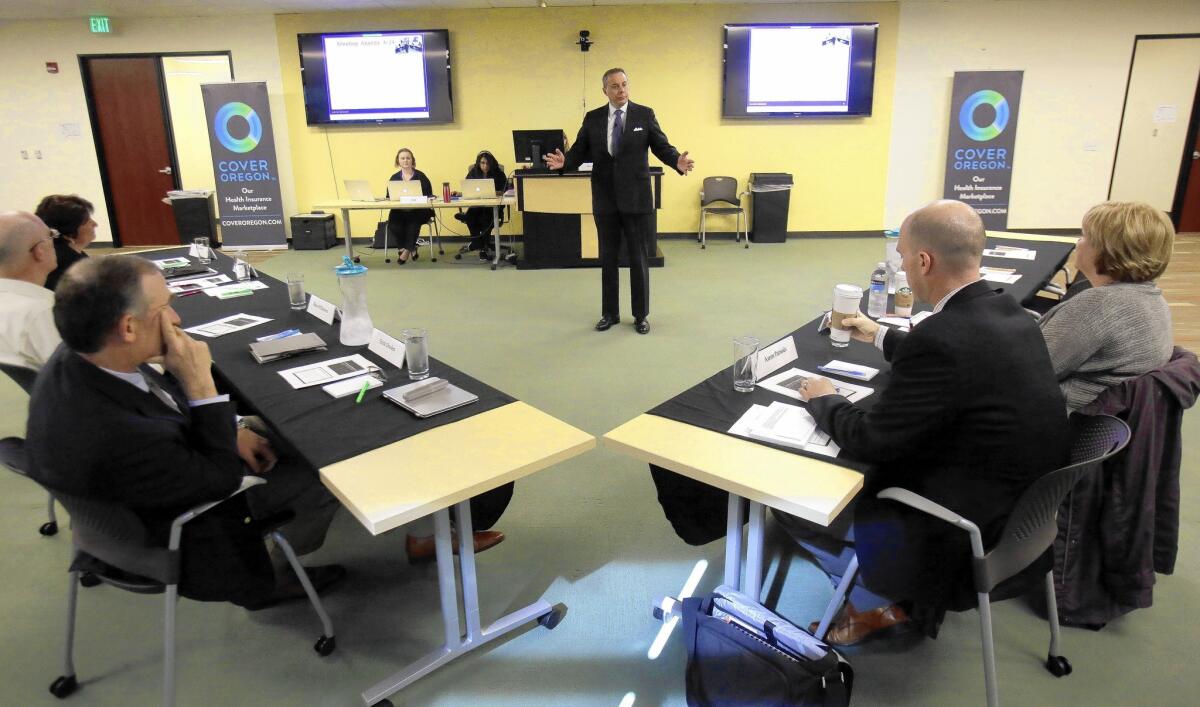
[298,29,453,125]
[722,23,878,118]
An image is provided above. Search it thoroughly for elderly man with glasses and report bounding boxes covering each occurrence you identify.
[0,211,60,370]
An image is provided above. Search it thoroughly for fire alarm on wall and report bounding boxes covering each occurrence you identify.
[46,62,59,74]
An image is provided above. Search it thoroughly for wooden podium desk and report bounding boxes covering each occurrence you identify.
[514,168,666,269]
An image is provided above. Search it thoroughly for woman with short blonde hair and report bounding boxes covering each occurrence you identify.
[1039,201,1175,410]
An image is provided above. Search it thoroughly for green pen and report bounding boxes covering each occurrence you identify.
[355,380,371,404]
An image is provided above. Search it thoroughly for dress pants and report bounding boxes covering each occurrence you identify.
[387,212,425,252]
[594,211,651,320]
[772,504,894,611]
[246,459,340,565]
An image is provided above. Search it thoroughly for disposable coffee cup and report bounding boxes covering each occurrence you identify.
[830,284,863,348]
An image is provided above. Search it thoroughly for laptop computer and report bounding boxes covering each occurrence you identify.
[460,179,497,200]
[388,180,422,199]
[344,179,381,202]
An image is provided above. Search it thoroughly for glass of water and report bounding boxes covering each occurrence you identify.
[402,328,430,380]
[193,236,211,264]
[286,272,306,310]
[732,335,759,393]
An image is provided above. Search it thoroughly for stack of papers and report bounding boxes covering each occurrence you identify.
[759,368,874,403]
[184,313,271,338]
[168,273,230,295]
[729,402,839,458]
[980,266,1022,284]
[278,354,375,389]
[249,332,327,363]
[982,245,1036,260]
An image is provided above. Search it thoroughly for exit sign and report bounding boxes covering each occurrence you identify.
[89,16,111,33]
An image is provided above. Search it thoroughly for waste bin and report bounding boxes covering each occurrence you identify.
[167,191,218,246]
[749,173,793,243]
[291,213,337,250]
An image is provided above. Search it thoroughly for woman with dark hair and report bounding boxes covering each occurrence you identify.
[385,148,434,264]
[456,150,507,255]
[35,194,97,290]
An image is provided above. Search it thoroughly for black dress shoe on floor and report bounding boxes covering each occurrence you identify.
[243,564,347,611]
[595,315,621,331]
[635,319,650,335]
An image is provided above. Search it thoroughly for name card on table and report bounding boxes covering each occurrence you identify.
[367,328,407,370]
[756,335,799,379]
[306,295,337,325]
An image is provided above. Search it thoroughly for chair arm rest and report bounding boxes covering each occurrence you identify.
[168,476,266,551]
[1042,284,1066,296]
[876,487,977,531]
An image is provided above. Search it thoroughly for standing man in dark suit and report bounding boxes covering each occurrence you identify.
[544,68,694,335]
[26,256,342,608]
[785,200,1069,645]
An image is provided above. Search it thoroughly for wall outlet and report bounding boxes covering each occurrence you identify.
[20,150,29,160]
[35,150,43,159]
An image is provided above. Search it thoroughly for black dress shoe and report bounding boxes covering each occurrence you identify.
[243,564,347,611]
[595,315,621,331]
[635,319,650,335]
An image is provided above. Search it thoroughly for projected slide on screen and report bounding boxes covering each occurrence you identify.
[323,32,429,121]
[747,26,852,114]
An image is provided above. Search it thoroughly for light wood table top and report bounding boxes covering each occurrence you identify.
[987,230,1079,244]
[321,401,595,536]
[603,414,863,527]
[313,196,513,210]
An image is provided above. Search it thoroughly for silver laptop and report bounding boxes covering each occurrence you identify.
[344,179,381,201]
[460,179,496,200]
[388,180,422,199]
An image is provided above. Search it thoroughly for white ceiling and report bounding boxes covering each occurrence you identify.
[0,0,929,22]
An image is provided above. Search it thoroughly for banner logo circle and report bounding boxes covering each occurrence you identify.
[214,102,262,153]
[959,90,1009,142]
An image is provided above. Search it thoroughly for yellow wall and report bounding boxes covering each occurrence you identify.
[275,4,897,239]
[163,55,235,192]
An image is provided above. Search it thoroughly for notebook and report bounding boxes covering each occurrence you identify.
[381,378,478,418]
[388,180,422,199]
[460,178,496,200]
[248,332,327,363]
[344,179,381,201]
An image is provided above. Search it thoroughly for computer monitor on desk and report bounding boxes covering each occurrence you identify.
[512,129,566,172]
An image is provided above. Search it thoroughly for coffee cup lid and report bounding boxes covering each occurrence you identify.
[834,284,863,298]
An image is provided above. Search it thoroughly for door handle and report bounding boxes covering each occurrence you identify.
[158,166,173,175]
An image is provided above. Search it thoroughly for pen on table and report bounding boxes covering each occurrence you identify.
[355,380,371,404]
[177,290,203,298]
[820,366,869,379]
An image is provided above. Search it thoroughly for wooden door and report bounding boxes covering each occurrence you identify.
[85,57,180,246]
[1179,128,1200,233]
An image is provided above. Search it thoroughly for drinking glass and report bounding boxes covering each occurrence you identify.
[286,273,307,310]
[732,336,759,393]
[402,328,430,380]
[193,236,211,264]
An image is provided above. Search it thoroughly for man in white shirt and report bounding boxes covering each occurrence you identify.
[0,211,60,371]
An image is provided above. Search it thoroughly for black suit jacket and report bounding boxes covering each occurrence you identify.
[25,346,273,603]
[809,281,1070,611]
[562,101,681,215]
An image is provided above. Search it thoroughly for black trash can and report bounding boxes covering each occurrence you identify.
[291,213,337,250]
[749,173,793,243]
[169,193,218,246]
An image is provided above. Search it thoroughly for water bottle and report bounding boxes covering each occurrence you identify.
[884,228,901,293]
[867,261,888,318]
[334,256,374,346]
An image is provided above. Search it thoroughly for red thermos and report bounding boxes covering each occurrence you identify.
[442,182,451,203]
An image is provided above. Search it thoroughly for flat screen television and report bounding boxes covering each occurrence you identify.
[722,23,878,118]
[298,29,453,125]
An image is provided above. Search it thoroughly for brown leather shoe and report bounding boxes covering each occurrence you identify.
[406,530,505,564]
[809,603,910,646]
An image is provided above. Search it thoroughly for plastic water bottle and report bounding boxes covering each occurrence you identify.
[867,261,888,318]
[884,228,901,293]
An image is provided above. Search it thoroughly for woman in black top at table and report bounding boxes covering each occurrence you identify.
[386,147,434,264]
[456,150,507,253]
[35,194,98,290]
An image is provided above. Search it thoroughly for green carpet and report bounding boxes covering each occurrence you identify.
[1,237,1196,706]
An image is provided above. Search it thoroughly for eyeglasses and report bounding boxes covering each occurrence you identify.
[29,233,54,252]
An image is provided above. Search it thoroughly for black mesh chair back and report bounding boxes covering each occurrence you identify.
[976,415,1130,593]
[701,176,740,208]
[0,436,28,475]
[0,362,37,394]
[51,490,176,588]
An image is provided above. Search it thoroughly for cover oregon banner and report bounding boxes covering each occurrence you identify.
[942,71,1024,230]
[201,82,287,249]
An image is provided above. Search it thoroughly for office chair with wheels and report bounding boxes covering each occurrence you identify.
[0,446,339,706]
[699,176,749,250]
[813,414,1130,707]
[454,204,516,265]
[0,362,58,535]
